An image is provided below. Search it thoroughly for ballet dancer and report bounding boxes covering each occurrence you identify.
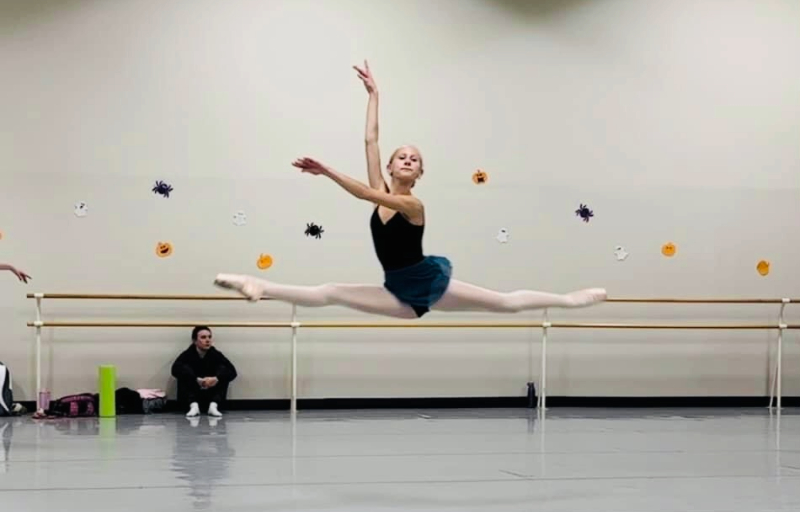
[215,61,606,318]
[1,263,31,283]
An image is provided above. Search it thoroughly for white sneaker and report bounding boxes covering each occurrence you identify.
[208,402,222,418]
[186,402,200,418]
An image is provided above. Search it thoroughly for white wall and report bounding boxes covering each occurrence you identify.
[1,0,798,402]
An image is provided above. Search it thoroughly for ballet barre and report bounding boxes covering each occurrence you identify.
[26,293,798,413]
[27,292,799,303]
[23,320,800,329]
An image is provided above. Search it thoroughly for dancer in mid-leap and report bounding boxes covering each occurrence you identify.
[215,61,606,318]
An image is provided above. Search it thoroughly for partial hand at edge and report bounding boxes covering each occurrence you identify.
[1,264,32,283]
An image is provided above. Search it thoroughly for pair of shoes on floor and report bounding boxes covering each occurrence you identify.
[186,401,222,418]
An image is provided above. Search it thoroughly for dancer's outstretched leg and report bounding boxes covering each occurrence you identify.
[432,279,606,313]
[214,274,418,319]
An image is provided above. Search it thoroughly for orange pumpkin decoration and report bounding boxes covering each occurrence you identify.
[256,253,273,270]
[661,242,676,257]
[472,169,488,185]
[155,242,173,258]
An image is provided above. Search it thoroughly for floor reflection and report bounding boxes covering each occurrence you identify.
[171,416,236,510]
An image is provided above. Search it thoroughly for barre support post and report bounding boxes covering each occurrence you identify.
[778,299,791,409]
[539,310,550,411]
[769,299,790,410]
[291,305,298,414]
[34,293,43,411]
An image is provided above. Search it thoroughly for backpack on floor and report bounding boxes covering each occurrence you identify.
[46,393,98,418]
[0,362,13,417]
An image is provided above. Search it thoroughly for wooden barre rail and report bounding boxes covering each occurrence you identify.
[25,293,798,303]
[26,293,266,301]
[26,320,800,329]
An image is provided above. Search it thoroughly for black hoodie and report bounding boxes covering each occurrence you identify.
[171,344,238,384]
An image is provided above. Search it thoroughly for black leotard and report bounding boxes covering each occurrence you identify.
[370,207,425,271]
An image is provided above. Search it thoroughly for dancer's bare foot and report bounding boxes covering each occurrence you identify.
[214,274,266,302]
[565,288,607,307]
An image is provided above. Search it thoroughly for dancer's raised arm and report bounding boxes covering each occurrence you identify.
[292,157,423,220]
[354,61,388,193]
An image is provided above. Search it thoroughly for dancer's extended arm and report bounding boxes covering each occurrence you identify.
[1,263,31,283]
[292,157,423,219]
[354,61,388,192]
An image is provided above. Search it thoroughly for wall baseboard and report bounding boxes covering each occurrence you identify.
[16,395,797,413]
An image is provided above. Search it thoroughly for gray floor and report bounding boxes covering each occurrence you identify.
[2,407,800,511]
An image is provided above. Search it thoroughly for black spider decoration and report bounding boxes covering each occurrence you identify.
[575,203,593,223]
[152,180,173,198]
[305,222,324,239]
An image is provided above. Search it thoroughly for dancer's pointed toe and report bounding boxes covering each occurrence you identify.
[214,274,235,289]
[567,288,607,307]
[587,288,607,302]
[214,273,263,302]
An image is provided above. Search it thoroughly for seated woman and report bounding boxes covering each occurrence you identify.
[171,326,238,418]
